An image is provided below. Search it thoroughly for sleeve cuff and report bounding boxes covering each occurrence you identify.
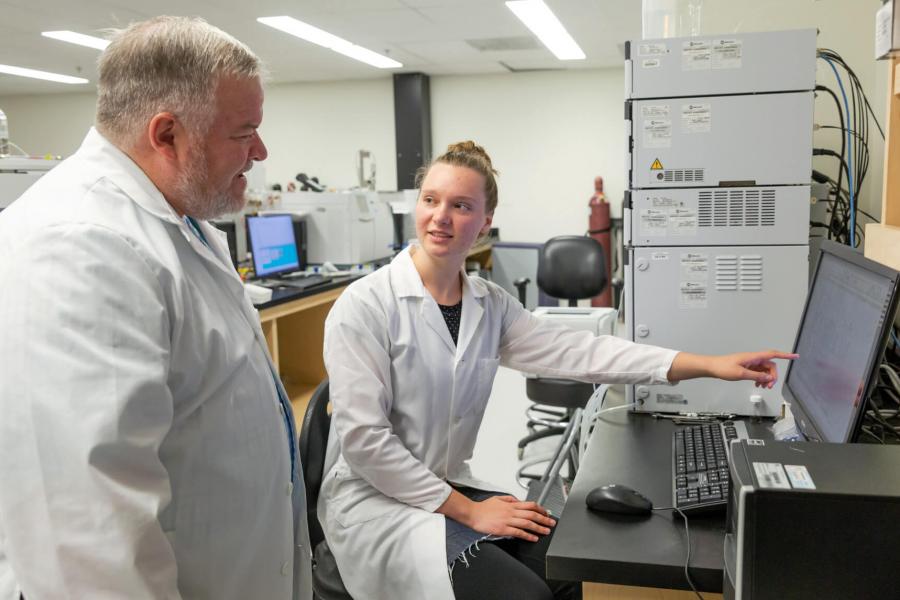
[653,349,680,385]
[422,482,453,513]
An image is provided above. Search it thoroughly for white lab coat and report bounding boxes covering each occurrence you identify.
[320,247,678,600]
[0,129,312,600]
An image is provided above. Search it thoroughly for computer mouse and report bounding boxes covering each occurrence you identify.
[585,484,653,515]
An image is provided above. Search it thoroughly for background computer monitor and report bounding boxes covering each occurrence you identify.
[210,218,239,268]
[782,240,900,443]
[247,214,301,278]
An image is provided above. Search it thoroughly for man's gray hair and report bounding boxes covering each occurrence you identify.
[96,16,263,145]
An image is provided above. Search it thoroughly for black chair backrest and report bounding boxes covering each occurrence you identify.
[298,378,330,548]
[537,235,607,305]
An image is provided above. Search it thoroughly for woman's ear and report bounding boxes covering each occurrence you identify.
[480,212,494,236]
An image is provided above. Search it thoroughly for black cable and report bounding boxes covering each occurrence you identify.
[674,508,704,600]
[819,49,886,139]
[865,408,900,441]
[860,425,885,444]
[813,148,851,180]
[816,50,884,247]
[815,85,846,232]
[818,125,866,144]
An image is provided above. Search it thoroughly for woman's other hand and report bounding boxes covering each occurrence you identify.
[437,490,556,542]
[467,496,556,542]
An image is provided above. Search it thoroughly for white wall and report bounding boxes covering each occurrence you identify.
[0,78,398,192]
[432,68,625,243]
[0,92,96,158]
[259,78,397,192]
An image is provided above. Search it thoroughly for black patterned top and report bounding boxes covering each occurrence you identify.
[437,301,462,346]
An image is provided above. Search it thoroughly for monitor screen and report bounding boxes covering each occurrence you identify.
[783,241,900,442]
[247,214,300,278]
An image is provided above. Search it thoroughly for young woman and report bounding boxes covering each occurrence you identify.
[320,141,794,600]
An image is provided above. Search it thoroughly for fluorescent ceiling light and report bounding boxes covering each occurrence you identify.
[0,64,88,84]
[258,16,402,69]
[42,30,110,51]
[505,0,586,60]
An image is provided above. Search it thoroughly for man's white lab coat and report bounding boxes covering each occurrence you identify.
[0,129,312,600]
[320,247,677,600]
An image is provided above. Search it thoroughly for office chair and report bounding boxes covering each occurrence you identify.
[298,379,352,600]
[515,235,609,485]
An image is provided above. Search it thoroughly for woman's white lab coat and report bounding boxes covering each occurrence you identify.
[320,247,677,600]
[0,129,311,600]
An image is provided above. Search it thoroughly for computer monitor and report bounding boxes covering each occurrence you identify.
[210,219,238,268]
[246,214,301,278]
[782,240,900,443]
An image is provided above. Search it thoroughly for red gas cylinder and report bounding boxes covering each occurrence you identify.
[588,176,612,307]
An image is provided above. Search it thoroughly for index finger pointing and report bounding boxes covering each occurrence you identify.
[765,351,799,360]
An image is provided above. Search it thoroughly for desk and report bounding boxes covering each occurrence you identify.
[256,277,360,419]
[547,410,771,599]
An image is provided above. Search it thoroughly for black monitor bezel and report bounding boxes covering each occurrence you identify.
[246,213,301,279]
[782,240,900,443]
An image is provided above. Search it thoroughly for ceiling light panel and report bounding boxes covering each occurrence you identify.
[257,16,402,69]
[0,64,89,84]
[505,0,586,61]
[41,30,110,51]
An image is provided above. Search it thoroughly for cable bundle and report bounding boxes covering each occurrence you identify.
[814,49,885,247]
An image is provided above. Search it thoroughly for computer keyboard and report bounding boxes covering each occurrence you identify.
[672,421,748,514]
[260,273,329,290]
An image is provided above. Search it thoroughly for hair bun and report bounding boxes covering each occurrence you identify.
[445,140,493,168]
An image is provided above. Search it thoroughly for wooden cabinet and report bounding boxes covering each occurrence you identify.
[866,57,900,268]
[258,286,345,420]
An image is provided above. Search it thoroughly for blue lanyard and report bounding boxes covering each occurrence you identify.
[184,216,209,246]
[185,216,296,478]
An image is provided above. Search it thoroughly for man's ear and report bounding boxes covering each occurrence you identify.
[147,112,180,161]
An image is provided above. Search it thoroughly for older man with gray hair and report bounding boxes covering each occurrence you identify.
[0,16,312,600]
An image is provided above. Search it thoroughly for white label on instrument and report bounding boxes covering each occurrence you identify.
[639,42,668,56]
[641,104,670,118]
[640,209,668,235]
[651,196,677,207]
[712,38,743,69]
[679,282,707,308]
[657,393,687,404]
[643,119,671,148]
[642,58,661,69]
[669,208,698,235]
[682,40,711,70]
[753,462,791,489]
[681,103,711,133]
[651,251,669,261]
[680,253,708,280]
[785,465,816,489]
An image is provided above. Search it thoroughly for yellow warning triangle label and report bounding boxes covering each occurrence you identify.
[650,158,663,170]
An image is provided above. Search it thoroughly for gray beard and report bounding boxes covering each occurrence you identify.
[173,151,242,221]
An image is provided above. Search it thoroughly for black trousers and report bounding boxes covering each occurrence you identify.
[450,527,581,600]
